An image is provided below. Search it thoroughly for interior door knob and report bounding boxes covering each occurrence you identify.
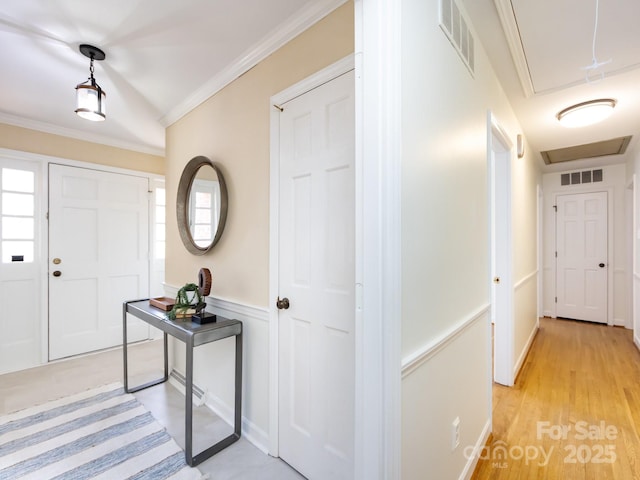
[599,263,605,268]
[276,297,290,310]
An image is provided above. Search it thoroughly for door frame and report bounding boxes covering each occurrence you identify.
[268,54,355,457]
[487,113,515,387]
[552,187,614,325]
[626,176,634,331]
[0,147,162,366]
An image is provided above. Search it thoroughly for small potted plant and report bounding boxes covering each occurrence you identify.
[168,283,204,320]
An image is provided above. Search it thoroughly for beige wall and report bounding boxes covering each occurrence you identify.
[165,1,354,449]
[165,2,354,305]
[0,123,164,174]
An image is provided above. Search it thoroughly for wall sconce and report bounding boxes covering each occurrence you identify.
[517,134,525,158]
[556,99,616,128]
[75,44,106,122]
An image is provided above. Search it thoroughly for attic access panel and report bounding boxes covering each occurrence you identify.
[540,136,632,165]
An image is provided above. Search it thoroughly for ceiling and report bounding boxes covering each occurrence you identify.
[464,0,640,172]
[2,0,639,171]
[0,0,343,156]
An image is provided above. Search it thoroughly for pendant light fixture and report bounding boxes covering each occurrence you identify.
[75,44,106,122]
[556,99,616,128]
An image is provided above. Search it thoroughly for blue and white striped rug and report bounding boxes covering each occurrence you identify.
[0,383,203,480]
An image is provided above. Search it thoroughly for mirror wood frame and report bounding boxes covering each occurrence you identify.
[176,155,228,255]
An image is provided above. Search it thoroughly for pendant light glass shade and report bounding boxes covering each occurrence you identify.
[75,44,106,122]
[75,79,106,121]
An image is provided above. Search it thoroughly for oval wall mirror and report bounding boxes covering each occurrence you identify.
[176,156,228,255]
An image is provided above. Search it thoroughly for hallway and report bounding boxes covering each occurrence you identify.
[472,317,640,479]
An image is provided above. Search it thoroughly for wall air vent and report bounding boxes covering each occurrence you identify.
[439,0,475,75]
[560,169,603,186]
[541,136,631,165]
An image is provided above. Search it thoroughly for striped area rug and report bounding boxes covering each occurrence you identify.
[0,383,203,480]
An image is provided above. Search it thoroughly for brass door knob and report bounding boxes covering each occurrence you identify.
[276,297,290,310]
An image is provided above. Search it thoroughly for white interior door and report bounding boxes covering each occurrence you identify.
[556,191,608,323]
[49,164,150,360]
[277,70,355,479]
[489,117,514,387]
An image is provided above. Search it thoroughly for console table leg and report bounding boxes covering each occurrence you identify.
[122,303,129,392]
[234,332,243,436]
[185,341,194,466]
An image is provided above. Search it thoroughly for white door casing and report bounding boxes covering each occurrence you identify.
[275,69,355,479]
[49,164,150,360]
[556,191,608,323]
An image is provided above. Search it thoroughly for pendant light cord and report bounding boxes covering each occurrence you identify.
[582,0,611,83]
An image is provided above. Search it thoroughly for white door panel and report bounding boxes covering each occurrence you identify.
[278,70,355,479]
[556,192,607,323]
[49,164,149,360]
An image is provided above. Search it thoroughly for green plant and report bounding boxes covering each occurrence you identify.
[168,283,203,320]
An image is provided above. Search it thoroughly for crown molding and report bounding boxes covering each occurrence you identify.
[493,0,535,98]
[160,0,348,127]
[0,111,164,157]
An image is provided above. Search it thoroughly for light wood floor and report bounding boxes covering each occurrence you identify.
[472,317,640,479]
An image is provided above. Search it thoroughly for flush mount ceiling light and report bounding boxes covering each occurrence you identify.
[556,99,616,128]
[75,44,106,122]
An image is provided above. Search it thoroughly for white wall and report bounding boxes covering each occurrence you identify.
[399,0,539,477]
[542,164,628,326]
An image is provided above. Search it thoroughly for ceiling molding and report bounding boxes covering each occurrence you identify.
[160,0,348,127]
[0,112,164,157]
[493,0,535,97]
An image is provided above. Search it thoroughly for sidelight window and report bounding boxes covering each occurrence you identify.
[1,168,35,263]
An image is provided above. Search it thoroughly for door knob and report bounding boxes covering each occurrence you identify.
[599,263,605,268]
[276,297,290,310]
[53,270,62,277]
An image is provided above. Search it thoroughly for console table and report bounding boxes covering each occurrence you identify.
[122,299,242,467]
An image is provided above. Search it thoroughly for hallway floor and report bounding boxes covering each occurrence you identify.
[0,341,304,480]
[472,317,640,479]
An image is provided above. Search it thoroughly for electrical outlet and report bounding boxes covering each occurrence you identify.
[452,417,460,450]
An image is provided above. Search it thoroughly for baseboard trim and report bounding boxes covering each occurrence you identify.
[401,304,490,379]
[460,419,491,480]
[168,369,269,454]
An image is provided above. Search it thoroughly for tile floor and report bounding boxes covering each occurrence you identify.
[0,340,305,480]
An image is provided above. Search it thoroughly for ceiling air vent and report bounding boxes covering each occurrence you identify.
[439,0,475,75]
[541,136,631,165]
[560,169,603,186]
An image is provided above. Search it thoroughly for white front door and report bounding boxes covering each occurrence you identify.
[277,70,355,479]
[556,191,608,323]
[49,164,150,360]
